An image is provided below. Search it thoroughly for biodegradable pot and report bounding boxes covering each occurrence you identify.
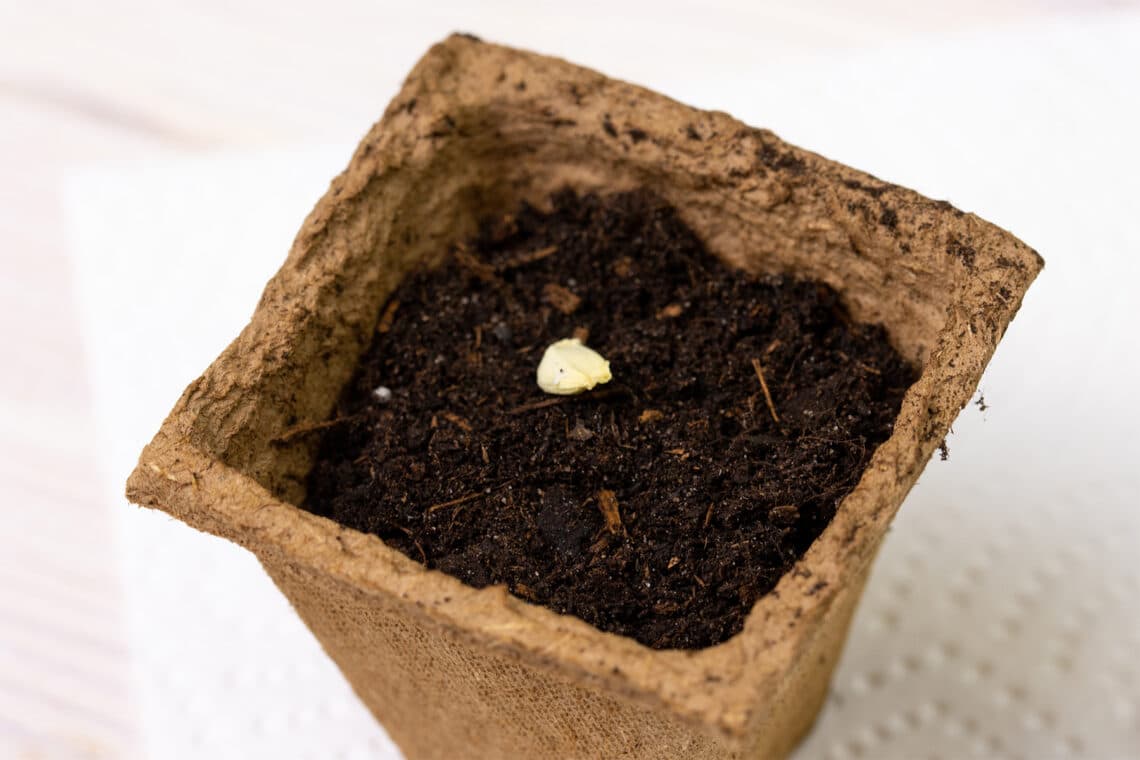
[127,35,1042,760]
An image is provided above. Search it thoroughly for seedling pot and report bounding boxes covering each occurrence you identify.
[127,36,1041,759]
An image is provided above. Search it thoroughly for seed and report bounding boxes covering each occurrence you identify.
[536,338,612,395]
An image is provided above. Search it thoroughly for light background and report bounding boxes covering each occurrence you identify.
[3,3,1139,759]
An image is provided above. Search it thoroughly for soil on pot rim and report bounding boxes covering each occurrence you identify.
[304,189,918,650]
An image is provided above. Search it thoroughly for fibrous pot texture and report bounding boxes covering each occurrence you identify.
[127,35,1042,760]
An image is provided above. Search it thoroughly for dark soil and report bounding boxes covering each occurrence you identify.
[304,189,917,650]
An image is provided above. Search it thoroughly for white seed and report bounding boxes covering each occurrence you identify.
[372,386,393,403]
[536,338,612,395]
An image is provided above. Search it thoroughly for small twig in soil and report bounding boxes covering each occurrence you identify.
[271,416,356,444]
[508,396,573,415]
[426,491,485,514]
[507,386,628,416]
[750,357,781,425]
[441,411,473,432]
[377,298,400,333]
[497,244,558,270]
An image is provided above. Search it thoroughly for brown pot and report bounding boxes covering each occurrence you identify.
[126,35,1042,760]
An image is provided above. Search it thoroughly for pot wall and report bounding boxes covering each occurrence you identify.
[264,552,874,759]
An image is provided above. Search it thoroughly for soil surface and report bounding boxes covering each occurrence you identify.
[304,189,917,649]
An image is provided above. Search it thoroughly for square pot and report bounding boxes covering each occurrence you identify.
[127,35,1041,759]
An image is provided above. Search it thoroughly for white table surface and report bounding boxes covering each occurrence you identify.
[4,3,1140,758]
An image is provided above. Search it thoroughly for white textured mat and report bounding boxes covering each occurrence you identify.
[65,15,1140,760]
